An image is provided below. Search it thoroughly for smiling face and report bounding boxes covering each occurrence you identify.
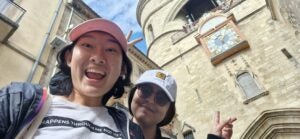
[65,31,123,106]
[131,84,171,127]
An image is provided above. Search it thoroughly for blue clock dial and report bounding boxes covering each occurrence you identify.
[207,26,241,56]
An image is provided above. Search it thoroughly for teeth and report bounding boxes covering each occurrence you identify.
[86,69,105,75]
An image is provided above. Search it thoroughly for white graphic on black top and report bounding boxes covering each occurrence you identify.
[39,116,122,138]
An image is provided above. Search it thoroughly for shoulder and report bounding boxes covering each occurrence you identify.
[207,134,224,139]
[107,107,144,138]
[0,82,44,138]
[0,82,44,115]
[106,106,126,117]
[0,82,42,97]
[156,127,171,139]
[106,106,129,126]
[129,120,144,139]
[0,82,44,106]
[0,81,44,109]
[0,82,44,105]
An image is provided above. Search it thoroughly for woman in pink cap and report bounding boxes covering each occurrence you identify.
[0,18,143,139]
[128,69,236,139]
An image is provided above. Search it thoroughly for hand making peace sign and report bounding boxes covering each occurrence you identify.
[211,111,237,139]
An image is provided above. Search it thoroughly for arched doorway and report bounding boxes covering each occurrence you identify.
[241,108,300,139]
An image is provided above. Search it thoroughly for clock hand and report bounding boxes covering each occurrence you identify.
[221,29,226,43]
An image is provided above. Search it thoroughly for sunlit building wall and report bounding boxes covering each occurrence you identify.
[137,0,300,138]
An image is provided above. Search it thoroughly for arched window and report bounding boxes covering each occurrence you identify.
[237,72,261,99]
[148,24,155,42]
[183,130,194,139]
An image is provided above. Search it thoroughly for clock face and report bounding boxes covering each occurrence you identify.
[206,25,242,56]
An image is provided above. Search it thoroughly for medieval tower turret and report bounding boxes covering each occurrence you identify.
[137,0,300,138]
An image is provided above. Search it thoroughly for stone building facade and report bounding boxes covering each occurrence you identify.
[0,0,163,132]
[0,0,166,137]
[2,0,300,138]
[0,0,63,86]
[137,0,300,138]
[0,0,98,86]
[0,0,156,87]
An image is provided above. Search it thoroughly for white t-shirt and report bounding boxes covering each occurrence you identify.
[33,96,122,139]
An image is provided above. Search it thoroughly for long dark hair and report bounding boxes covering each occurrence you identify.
[49,40,132,105]
[127,86,176,127]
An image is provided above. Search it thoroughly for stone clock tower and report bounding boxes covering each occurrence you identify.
[137,0,300,138]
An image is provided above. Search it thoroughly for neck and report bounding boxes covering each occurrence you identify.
[133,118,157,139]
[65,90,103,107]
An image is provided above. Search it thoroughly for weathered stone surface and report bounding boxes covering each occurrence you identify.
[138,0,300,138]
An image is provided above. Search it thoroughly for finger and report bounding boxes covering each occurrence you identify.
[214,111,220,125]
[222,128,233,139]
[126,30,133,40]
[129,37,143,45]
[229,117,237,123]
[218,117,233,129]
[223,117,237,128]
[224,124,233,129]
[222,127,233,132]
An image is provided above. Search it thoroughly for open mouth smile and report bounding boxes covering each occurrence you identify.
[85,68,106,80]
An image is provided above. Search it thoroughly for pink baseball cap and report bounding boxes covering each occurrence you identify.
[69,18,128,52]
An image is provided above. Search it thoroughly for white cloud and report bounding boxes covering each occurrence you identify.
[83,0,141,34]
[82,0,147,55]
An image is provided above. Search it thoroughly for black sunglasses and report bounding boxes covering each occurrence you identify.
[137,84,171,106]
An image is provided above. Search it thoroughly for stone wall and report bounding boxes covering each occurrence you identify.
[0,0,66,87]
[139,0,300,138]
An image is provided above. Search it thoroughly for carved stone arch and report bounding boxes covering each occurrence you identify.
[164,0,235,28]
[241,108,300,139]
[197,13,233,35]
[235,69,250,77]
[164,0,189,23]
